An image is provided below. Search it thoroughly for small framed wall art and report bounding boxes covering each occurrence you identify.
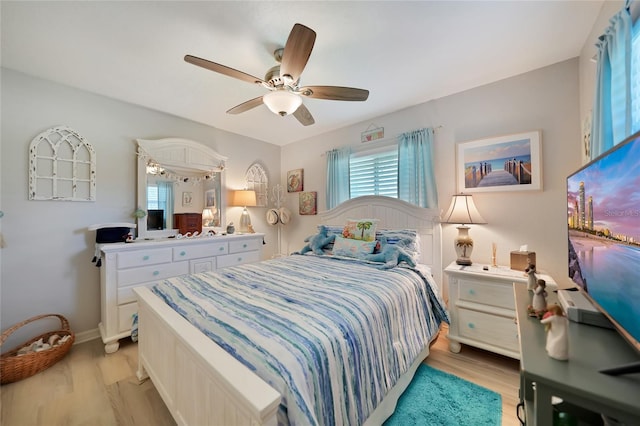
[182,191,193,206]
[287,168,304,193]
[456,130,542,193]
[299,191,317,215]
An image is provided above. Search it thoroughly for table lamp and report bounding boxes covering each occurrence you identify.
[232,190,257,233]
[442,193,486,265]
[202,208,214,227]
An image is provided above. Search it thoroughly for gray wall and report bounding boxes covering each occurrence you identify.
[281,59,582,295]
[0,69,280,345]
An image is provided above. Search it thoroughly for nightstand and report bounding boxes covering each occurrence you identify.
[444,261,556,359]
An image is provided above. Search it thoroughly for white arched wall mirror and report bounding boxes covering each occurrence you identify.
[136,138,227,239]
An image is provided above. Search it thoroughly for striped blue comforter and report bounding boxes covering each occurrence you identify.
[152,254,448,426]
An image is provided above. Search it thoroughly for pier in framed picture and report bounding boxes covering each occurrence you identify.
[456,131,542,193]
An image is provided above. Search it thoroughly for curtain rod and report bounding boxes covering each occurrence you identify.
[322,125,443,156]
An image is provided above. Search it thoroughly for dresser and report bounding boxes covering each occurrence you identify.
[174,212,202,235]
[444,261,556,359]
[98,233,263,353]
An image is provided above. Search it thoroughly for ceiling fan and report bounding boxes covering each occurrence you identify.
[184,23,369,126]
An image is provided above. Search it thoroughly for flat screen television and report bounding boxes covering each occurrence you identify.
[567,129,640,375]
[147,209,164,230]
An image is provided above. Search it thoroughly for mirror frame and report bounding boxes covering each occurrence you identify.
[136,137,227,239]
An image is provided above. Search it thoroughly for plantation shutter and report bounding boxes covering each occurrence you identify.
[349,147,398,198]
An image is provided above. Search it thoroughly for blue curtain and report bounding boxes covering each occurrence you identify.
[398,128,438,208]
[591,4,633,159]
[325,147,351,209]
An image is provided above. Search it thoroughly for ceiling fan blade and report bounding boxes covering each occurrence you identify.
[298,85,369,101]
[293,103,315,126]
[226,96,264,114]
[185,55,265,85]
[280,24,316,83]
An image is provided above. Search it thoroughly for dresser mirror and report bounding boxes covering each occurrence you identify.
[136,138,227,238]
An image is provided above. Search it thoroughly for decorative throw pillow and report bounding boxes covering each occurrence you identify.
[375,229,421,264]
[342,219,379,242]
[332,235,377,258]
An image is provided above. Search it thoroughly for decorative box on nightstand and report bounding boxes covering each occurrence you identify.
[444,261,556,359]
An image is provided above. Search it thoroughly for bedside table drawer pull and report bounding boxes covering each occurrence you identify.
[153,270,160,276]
[143,255,150,261]
[468,289,476,295]
[468,322,475,329]
[243,243,247,248]
[179,250,186,256]
[219,246,225,251]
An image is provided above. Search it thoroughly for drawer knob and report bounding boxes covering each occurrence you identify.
[468,322,475,329]
[219,247,224,251]
[468,289,476,295]
[143,255,150,261]
[180,251,186,256]
[237,257,242,262]
[243,243,247,248]
[153,270,159,276]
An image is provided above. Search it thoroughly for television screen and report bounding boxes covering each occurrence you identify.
[147,209,164,230]
[567,130,640,363]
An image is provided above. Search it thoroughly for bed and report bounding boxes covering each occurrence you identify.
[134,196,445,425]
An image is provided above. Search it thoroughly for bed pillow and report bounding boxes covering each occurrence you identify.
[332,235,377,259]
[375,229,421,264]
[342,219,379,242]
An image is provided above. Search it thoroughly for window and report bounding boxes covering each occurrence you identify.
[349,147,398,198]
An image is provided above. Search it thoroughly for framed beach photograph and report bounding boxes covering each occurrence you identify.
[456,131,542,193]
[204,189,216,208]
[287,168,304,193]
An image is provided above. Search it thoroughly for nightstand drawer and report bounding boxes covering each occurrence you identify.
[458,309,519,352]
[458,279,515,310]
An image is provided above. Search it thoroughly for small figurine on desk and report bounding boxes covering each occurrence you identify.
[527,279,548,318]
[525,262,537,291]
[541,304,569,360]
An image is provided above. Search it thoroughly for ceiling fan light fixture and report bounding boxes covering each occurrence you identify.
[263,90,302,116]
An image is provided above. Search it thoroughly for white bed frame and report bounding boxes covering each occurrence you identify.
[134,196,442,426]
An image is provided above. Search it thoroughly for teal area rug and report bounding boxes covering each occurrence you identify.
[384,364,502,426]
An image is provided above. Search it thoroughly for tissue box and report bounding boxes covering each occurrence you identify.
[510,251,536,271]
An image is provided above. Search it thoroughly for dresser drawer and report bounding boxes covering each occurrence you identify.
[458,309,519,353]
[217,250,260,268]
[118,302,138,334]
[117,261,189,287]
[229,238,261,253]
[458,278,515,310]
[117,247,172,269]
[172,242,227,261]
[118,282,156,304]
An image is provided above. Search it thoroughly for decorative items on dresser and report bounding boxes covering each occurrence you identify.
[174,212,202,235]
[98,233,264,353]
[444,261,556,359]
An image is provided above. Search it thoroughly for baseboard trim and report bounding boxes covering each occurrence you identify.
[74,328,100,344]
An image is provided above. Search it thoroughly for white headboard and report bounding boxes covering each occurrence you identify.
[318,196,443,292]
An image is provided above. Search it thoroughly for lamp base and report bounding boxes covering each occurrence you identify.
[239,208,252,233]
[454,225,474,266]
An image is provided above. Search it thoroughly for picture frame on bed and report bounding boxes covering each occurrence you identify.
[456,130,542,193]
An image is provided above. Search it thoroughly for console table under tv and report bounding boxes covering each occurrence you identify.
[514,285,640,425]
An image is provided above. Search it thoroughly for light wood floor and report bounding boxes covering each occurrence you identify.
[1,325,520,425]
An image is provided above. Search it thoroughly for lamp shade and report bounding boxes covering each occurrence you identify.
[232,190,257,207]
[202,208,214,220]
[442,194,486,225]
[263,90,302,116]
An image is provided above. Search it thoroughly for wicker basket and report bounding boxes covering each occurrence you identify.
[1,314,75,385]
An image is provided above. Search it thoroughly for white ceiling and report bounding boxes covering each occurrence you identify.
[1,1,603,146]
